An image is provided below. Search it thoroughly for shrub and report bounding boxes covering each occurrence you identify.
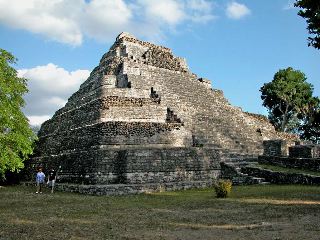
[214,179,232,198]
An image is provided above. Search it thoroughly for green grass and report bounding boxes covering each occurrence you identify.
[1,185,320,239]
[256,163,320,176]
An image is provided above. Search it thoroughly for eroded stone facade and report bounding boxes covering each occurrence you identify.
[26,32,287,195]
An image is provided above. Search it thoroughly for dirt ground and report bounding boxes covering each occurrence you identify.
[0,185,319,240]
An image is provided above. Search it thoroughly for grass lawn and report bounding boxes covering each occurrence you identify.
[1,185,320,240]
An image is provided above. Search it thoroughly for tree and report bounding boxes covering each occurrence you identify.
[260,67,314,133]
[299,98,320,143]
[0,49,36,178]
[295,0,320,49]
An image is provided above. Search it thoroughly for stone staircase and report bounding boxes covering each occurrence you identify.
[220,151,269,185]
[136,69,271,153]
[166,108,182,124]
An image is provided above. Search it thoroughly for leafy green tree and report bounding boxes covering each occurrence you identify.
[260,67,314,132]
[0,49,36,178]
[295,0,320,49]
[299,98,320,143]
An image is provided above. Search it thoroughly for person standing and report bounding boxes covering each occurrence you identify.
[36,167,45,194]
[47,168,57,193]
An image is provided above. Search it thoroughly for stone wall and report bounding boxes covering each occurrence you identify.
[26,147,220,185]
[262,140,296,156]
[100,105,166,123]
[289,145,320,158]
[242,166,320,185]
[258,155,320,172]
[55,180,215,196]
[38,122,190,154]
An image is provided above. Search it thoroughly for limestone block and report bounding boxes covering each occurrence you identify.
[102,75,117,88]
[198,78,211,89]
[289,145,320,158]
[263,140,295,156]
[121,62,141,75]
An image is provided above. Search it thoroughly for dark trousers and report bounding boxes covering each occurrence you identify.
[36,182,44,193]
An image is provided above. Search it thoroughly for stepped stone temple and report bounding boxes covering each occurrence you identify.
[26,32,296,195]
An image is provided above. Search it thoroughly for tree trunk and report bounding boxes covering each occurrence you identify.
[280,104,289,132]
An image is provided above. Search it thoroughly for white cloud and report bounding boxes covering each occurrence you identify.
[18,64,90,125]
[47,97,67,107]
[80,0,133,42]
[137,0,185,26]
[0,0,216,45]
[0,0,83,45]
[187,0,212,12]
[226,2,251,20]
[18,63,89,94]
[27,115,51,126]
[186,0,216,23]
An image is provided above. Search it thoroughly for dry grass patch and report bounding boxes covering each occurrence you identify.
[1,184,320,239]
[170,222,273,230]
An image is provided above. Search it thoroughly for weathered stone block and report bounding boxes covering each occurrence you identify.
[263,140,295,156]
[289,145,320,158]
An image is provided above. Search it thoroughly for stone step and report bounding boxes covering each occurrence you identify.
[220,161,270,185]
[250,177,266,184]
[240,165,320,185]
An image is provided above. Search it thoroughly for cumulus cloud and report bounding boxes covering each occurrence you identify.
[0,0,216,46]
[80,0,133,42]
[18,63,89,94]
[188,0,212,12]
[27,115,51,126]
[137,0,185,26]
[226,1,251,20]
[18,64,90,125]
[0,0,83,45]
[186,0,216,23]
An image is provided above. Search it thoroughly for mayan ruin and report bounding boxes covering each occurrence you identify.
[3,1,320,238]
[25,32,299,195]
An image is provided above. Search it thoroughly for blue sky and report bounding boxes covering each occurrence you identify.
[0,0,319,126]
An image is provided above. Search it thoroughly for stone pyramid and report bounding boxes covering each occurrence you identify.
[27,32,284,194]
